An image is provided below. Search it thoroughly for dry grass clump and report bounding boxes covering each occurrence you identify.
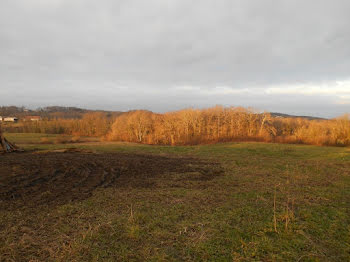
[39,137,53,144]
[54,135,71,144]
[53,135,83,144]
[71,136,81,143]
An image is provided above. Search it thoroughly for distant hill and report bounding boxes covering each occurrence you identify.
[270,112,326,120]
[0,106,123,120]
[0,106,326,121]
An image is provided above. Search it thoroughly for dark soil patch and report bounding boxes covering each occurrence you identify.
[0,152,223,207]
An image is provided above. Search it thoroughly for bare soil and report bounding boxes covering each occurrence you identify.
[0,152,223,209]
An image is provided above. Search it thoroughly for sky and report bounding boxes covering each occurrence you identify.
[0,0,349,118]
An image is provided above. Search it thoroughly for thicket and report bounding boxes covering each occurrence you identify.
[4,106,350,147]
[4,112,112,137]
[107,106,350,147]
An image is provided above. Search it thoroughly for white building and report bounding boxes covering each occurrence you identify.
[3,117,18,123]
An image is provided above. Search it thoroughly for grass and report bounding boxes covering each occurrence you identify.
[4,132,100,144]
[1,133,350,261]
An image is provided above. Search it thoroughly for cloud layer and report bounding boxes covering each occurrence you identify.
[1,0,349,117]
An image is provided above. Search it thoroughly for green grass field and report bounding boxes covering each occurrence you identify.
[1,133,350,261]
[5,132,100,144]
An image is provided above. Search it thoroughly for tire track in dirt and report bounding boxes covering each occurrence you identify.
[0,152,223,207]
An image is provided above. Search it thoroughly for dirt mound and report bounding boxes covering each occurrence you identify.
[0,152,223,207]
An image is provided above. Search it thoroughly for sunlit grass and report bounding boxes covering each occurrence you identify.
[1,133,350,261]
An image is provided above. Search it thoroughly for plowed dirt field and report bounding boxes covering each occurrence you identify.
[0,152,223,208]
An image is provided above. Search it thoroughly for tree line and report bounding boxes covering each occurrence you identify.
[3,106,350,147]
[0,106,122,119]
[107,106,350,146]
[4,112,112,137]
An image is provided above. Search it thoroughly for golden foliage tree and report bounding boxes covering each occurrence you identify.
[107,107,350,147]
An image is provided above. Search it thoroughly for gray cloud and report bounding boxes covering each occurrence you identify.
[0,0,349,117]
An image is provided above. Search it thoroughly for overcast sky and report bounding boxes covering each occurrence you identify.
[1,0,349,117]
